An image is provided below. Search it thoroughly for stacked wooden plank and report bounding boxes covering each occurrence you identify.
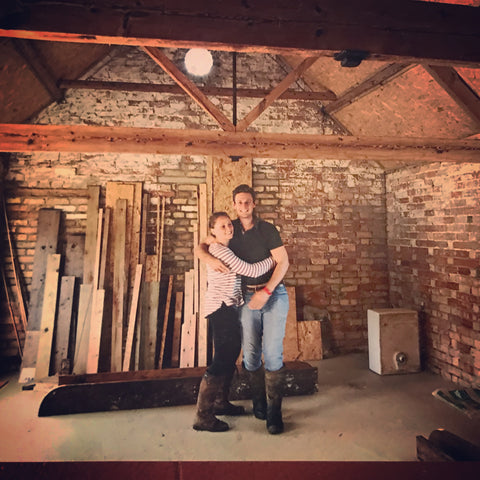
[18,179,324,384]
[18,183,178,382]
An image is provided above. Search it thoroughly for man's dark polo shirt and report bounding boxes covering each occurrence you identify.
[229,217,283,285]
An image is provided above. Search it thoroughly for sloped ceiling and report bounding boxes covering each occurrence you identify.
[0,0,479,171]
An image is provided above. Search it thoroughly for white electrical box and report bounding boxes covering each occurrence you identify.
[367,308,420,375]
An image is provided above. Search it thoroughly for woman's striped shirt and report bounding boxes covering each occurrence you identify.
[204,242,275,317]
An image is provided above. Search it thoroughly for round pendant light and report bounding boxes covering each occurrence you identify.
[184,48,213,76]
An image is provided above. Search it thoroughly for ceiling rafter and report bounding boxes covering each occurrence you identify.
[1,0,480,66]
[58,79,337,102]
[236,56,320,132]
[324,64,415,115]
[423,65,480,128]
[142,46,235,132]
[12,39,63,102]
[1,123,479,163]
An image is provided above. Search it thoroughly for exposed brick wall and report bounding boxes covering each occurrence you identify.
[253,159,389,353]
[386,163,480,386]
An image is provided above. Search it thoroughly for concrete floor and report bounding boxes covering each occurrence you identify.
[0,353,479,462]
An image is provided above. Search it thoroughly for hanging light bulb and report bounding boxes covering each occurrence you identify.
[184,48,213,76]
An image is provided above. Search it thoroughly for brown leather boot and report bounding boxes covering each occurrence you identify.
[213,369,246,416]
[246,365,267,420]
[193,373,229,432]
[265,366,286,434]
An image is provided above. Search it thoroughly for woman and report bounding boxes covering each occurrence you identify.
[193,212,275,432]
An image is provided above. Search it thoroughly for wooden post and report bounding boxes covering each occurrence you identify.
[158,275,173,369]
[122,264,143,372]
[112,198,127,372]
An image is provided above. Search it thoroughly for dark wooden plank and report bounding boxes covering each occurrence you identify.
[41,361,317,416]
[2,0,480,65]
[63,234,85,281]
[53,276,75,375]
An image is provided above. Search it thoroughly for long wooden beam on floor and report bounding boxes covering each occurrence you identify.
[1,124,479,163]
[39,361,318,416]
[1,0,480,66]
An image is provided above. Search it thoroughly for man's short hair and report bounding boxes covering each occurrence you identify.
[232,184,256,203]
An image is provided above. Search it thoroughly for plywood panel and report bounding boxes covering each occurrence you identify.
[212,157,252,217]
[297,321,323,361]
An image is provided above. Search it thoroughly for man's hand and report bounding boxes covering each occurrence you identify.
[207,257,230,273]
[247,289,270,310]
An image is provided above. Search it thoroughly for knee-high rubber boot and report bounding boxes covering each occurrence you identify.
[193,373,229,432]
[213,369,246,416]
[265,367,286,435]
[246,365,267,420]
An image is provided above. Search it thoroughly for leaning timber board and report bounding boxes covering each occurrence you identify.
[39,361,317,416]
[19,209,61,383]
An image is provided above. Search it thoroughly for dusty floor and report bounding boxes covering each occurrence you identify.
[0,353,479,462]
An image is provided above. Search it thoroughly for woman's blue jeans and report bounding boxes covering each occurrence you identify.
[240,284,289,372]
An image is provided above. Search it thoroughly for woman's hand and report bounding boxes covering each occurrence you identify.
[207,257,230,273]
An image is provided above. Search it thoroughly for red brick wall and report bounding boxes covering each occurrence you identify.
[386,163,480,385]
[254,159,389,353]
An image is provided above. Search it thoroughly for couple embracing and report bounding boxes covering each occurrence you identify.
[194,184,290,435]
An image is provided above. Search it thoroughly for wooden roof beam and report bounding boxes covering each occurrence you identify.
[1,123,479,163]
[324,64,415,114]
[12,39,63,102]
[423,65,480,129]
[236,56,320,132]
[58,79,337,101]
[1,0,480,66]
[142,47,235,132]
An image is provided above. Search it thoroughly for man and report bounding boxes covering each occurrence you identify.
[196,184,289,434]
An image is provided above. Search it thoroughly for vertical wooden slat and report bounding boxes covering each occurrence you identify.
[157,195,166,281]
[122,264,143,372]
[35,253,61,379]
[83,185,100,285]
[64,234,85,280]
[145,281,160,370]
[112,198,127,372]
[140,193,149,266]
[158,275,173,369]
[19,208,61,383]
[283,286,300,362]
[197,184,209,367]
[53,275,75,375]
[98,207,110,290]
[72,283,93,375]
[171,291,183,368]
[180,270,196,368]
[85,289,105,374]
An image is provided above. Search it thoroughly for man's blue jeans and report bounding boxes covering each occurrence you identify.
[240,284,289,372]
